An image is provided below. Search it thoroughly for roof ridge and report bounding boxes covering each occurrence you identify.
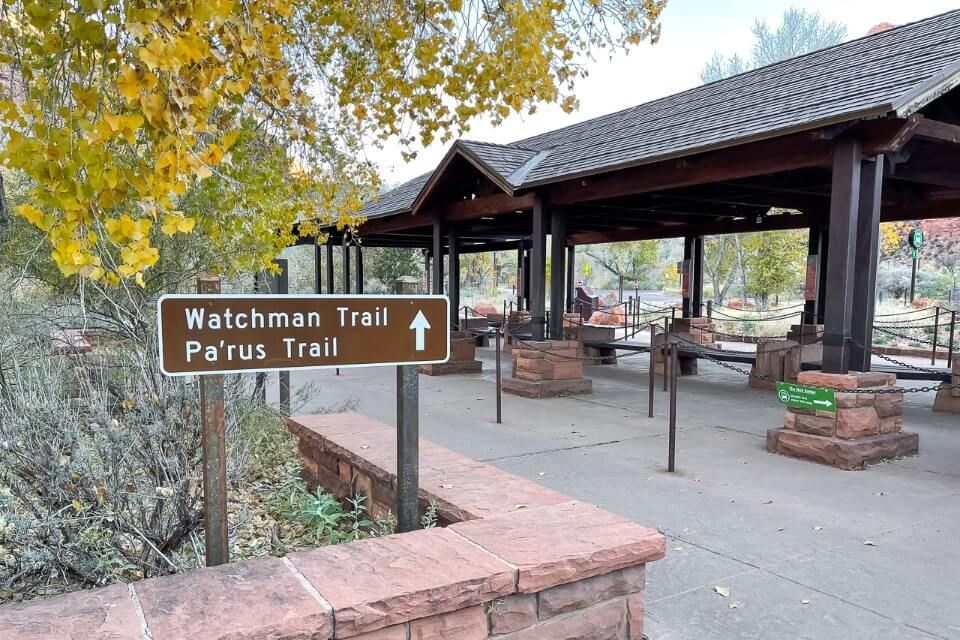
[460,138,540,152]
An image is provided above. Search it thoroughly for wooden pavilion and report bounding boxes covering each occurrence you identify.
[302,9,960,377]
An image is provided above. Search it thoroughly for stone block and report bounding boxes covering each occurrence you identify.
[551,361,584,380]
[793,413,836,437]
[544,349,580,361]
[0,583,141,640]
[796,371,860,390]
[289,528,514,637]
[135,557,332,640]
[515,369,549,382]
[450,501,664,594]
[515,358,554,374]
[352,625,408,640]
[834,392,858,409]
[493,599,627,640]
[419,360,483,375]
[452,340,477,362]
[488,594,537,635]
[933,384,960,413]
[538,565,645,620]
[770,429,836,466]
[409,606,487,640]
[836,406,879,440]
[854,372,897,387]
[627,592,645,640]
[832,431,919,470]
[880,417,903,433]
[502,377,592,399]
[874,392,904,418]
[783,412,796,430]
[767,428,919,470]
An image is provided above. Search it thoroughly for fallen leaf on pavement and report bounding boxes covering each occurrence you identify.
[715,585,730,598]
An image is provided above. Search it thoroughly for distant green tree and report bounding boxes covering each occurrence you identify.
[703,236,738,304]
[367,248,422,292]
[741,229,807,308]
[584,241,658,287]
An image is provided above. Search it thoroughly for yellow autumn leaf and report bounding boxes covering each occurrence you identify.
[117,67,140,102]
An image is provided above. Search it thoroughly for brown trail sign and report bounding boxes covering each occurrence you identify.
[158,288,450,563]
[158,294,450,376]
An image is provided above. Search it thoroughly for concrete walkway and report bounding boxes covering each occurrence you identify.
[288,346,959,640]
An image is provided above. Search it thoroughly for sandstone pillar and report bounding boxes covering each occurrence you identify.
[767,370,918,470]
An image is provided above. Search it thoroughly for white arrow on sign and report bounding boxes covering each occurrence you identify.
[813,399,833,408]
[409,310,431,351]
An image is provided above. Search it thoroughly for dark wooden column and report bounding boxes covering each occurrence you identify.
[822,138,862,374]
[682,236,694,318]
[692,236,704,317]
[424,251,431,293]
[432,218,445,295]
[314,243,323,294]
[566,245,576,313]
[530,196,547,340]
[816,226,829,324]
[325,243,335,293]
[448,224,460,328]
[549,208,567,339]
[803,225,821,324]
[342,242,351,294]
[849,155,884,372]
[356,246,364,294]
[516,244,524,310]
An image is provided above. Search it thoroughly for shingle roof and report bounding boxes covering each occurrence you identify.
[360,9,960,219]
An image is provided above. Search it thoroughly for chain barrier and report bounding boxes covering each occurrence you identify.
[713,302,804,313]
[873,326,945,347]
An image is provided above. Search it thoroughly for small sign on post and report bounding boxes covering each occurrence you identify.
[158,292,450,561]
[775,381,836,412]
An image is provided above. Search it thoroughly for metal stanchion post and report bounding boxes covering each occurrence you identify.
[949,311,956,367]
[932,307,940,366]
[663,318,670,392]
[496,303,503,425]
[668,342,678,473]
[648,323,655,418]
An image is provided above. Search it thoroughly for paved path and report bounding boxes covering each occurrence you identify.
[286,346,959,640]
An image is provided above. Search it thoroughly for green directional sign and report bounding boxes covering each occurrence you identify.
[775,381,836,412]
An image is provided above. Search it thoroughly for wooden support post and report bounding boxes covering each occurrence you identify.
[692,236,704,317]
[198,275,228,566]
[342,242,351,294]
[314,243,323,294]
[822,138,862,374]
[816,226,829,324]
[325,242,334,294]
[550,208,566,340]
[566,245,576,313]
[356,246,364,294]
[424,251,431,293]
[530,197,547,340]
[681,236,694,318]
[850,155,884,372]
[803,225,820,324]
[448,224,460,329]
[432,218,445,295]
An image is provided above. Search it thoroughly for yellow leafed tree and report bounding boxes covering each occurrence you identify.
[0,0,665,285]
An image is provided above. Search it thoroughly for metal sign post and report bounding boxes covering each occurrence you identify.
[396,365,419,532]
[197,276,229,567]
[908,228,924,304]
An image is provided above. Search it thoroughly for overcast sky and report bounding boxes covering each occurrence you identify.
[366,1,958,187]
